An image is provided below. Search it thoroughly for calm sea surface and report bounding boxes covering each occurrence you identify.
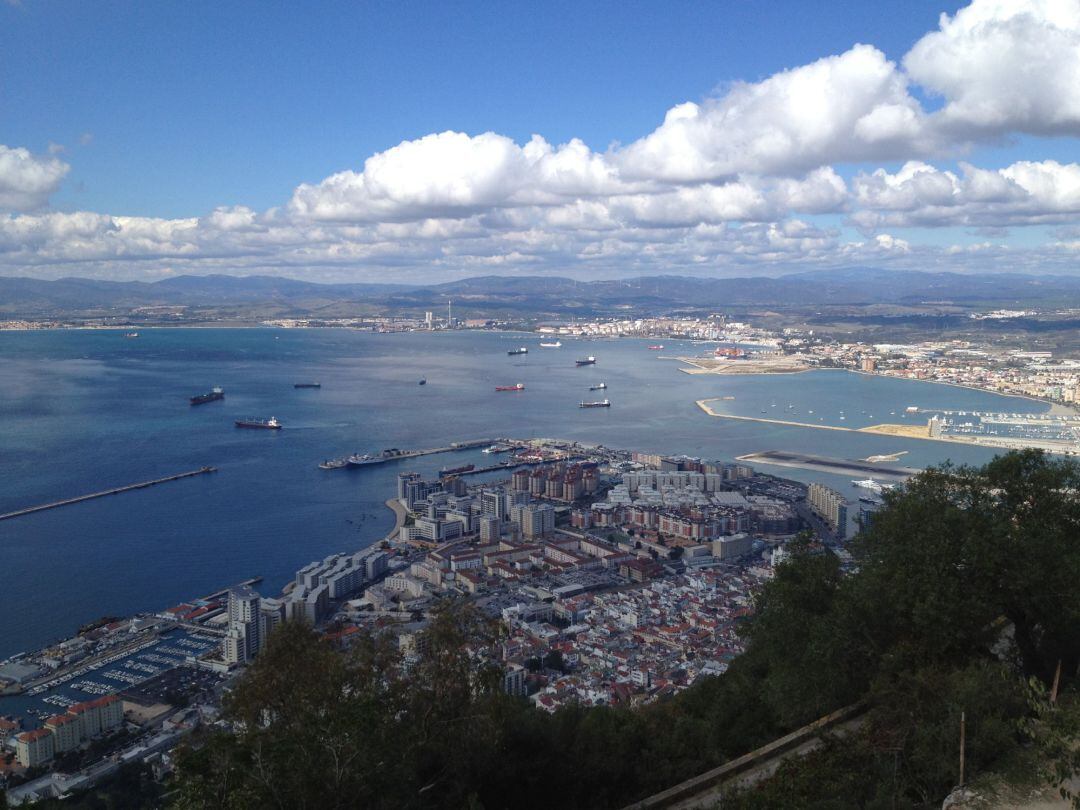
[0,329,1046,658]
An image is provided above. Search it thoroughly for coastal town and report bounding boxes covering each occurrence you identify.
[0,438,846,803]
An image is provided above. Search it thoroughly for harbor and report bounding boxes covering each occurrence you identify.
[0,467,217,522]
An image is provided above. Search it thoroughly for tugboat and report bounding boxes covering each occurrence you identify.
[495,383,525,391]
[579,399,611,408]
[190,387,224,405]
[589,383,607,391]
[294,382,321,389]
[575,356,597,366]
[319,458,348,470]
[507,347,529,355]
[235,417,281,429]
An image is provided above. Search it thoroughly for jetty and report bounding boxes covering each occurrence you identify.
[0,466,217,522]
[318,438,494,469]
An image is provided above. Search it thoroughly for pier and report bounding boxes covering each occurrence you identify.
[0,466,217,522]
[318,438,494,469]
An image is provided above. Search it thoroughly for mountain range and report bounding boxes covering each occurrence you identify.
[3,268,1080,320]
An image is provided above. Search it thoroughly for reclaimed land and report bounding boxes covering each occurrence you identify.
[673,355,811,375]
[734,451,920,479]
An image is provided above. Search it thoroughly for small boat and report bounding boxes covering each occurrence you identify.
[235,417,281,430]
[539,341,562,348]
[124,332,139,338]
[508,347,529,356]
[852,478,894,493]
[648,345,664,350]
[319,458,348,470]
[294,382,321,389]
[495,383,525,391]
[419,379,426,385]
[575,356,597,366]
[579,399,611,408]
[589,383,607,391]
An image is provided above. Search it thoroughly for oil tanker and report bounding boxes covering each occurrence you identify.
[235,417,281,429]
[190,387,224,405]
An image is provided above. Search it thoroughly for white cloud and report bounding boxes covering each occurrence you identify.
[906,0,1080,136]
[616,45,930,181]
[851,159,1080,230]
[0,145,70,211]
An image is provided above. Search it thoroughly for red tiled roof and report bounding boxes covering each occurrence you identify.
[18,728,51,742]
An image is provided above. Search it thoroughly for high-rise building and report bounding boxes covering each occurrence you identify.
[807,483,848,538]
[223,586,261,665]
[480,489,507,519]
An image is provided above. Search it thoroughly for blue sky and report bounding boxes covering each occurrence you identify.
[2,0,1080,281]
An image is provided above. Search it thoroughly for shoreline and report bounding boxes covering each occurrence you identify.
[846,369,1077,416]
[695,399,1080,456]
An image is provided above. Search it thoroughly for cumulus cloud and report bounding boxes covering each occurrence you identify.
[851,159,1080,230]
[617,44,931,181]
[0,145,70,211]
[906,0,1080,136]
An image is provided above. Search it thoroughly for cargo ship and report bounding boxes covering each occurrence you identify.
[507,347,529,355]
[319,458,348,470]
[294,382,321,389]
[575,356,596,366]
[439,463,475,477]
[589,383,607,391]
[190,387,224,405]
[235,417,281,429]
[539,341,562,348]
[495,383,525,391]
[579,399,611,408]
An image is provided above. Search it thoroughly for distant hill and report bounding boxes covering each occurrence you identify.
[3,269,1080,319]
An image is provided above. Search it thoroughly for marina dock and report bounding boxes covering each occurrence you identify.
[0,467,217,522]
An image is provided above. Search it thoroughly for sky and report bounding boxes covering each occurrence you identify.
[2,0,1080,282]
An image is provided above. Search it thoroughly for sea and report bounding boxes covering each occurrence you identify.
[0,328,1048,660]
